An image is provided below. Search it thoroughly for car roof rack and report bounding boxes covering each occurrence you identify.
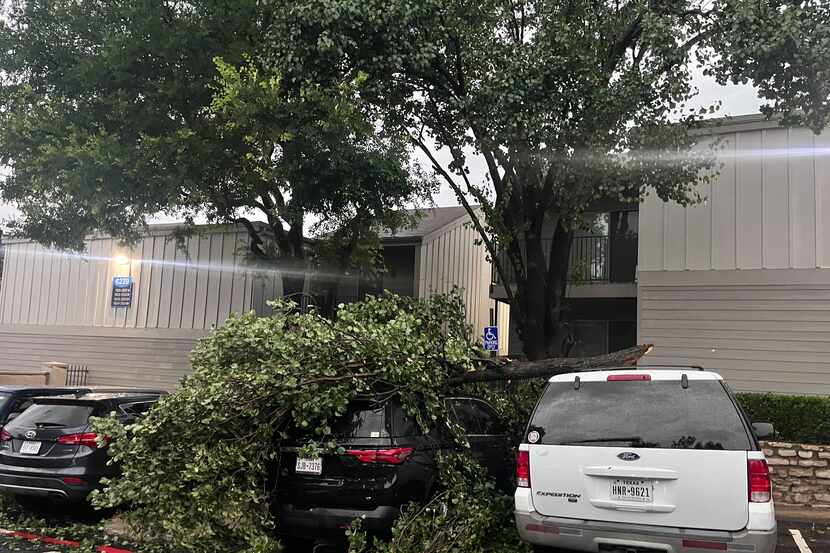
[635,364,705,371]
[576,364,706,373]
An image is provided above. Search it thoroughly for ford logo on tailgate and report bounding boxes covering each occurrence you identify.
[617,452,640,461]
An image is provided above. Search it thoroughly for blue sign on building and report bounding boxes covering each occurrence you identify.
[111,276,134,308]
[483,326,499,352]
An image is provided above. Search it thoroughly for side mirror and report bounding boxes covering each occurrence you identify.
[752,422,775,439]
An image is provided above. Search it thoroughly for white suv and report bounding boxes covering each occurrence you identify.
[514,368,777,553]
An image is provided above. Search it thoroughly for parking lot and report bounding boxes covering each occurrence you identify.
[0,518,825,553]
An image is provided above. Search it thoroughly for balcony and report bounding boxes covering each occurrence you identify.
[491,235,612,285]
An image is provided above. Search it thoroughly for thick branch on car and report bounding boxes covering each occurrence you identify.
[447,344,653,385]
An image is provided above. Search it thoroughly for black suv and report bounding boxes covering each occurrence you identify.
[0,391,164,503]
[273,395,514,543]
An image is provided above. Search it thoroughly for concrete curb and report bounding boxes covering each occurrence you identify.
[0,528,133,552]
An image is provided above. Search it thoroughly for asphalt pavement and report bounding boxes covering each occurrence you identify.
[0,519,825,552]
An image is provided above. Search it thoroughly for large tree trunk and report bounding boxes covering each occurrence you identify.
[446,344,652,386]
[513,219,573,361]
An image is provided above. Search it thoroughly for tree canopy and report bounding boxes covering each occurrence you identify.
[262,0,830,358]
[89,290,647,552]
[0,0,432,292]
[91,293,489,552]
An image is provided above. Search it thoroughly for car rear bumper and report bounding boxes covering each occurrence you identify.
[514,510,777,553]
[0,465,99,502]
[277,503,402,538]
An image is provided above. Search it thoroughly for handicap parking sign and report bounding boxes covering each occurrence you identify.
[483,326,499,352]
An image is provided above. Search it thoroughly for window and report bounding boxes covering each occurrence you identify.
[0,393,13,419]
[447,399,506,435]
[610,210,638,282]
[469,400,507,435]
[8,404,94,429]
[447,399,481,434]
[119,401,156,420]
[388,399,421,437]
[7,399,33,420]
[529,380,752,451]
[576,213,610,237]
[572,213,610,282]
[331,401,389,438]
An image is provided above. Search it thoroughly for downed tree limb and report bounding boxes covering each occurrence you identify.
[447,344,654,386]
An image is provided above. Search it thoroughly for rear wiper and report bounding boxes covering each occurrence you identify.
[560,437,642,444]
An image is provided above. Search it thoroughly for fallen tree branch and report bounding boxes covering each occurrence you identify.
[447,344,653,385]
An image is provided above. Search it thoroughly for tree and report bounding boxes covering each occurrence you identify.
[91,291,647,552]
[0,0,433,300]
[263,0,830,359]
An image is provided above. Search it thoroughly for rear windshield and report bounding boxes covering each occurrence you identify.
[332,401,389,438]
[529,380,752,450]
[8,404,94,429]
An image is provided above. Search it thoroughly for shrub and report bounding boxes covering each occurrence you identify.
[737,393,830,445]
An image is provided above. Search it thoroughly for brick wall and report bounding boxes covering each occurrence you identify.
[762,441,830,509]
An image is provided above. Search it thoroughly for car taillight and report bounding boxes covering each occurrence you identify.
[62,477,86,486]
[0,429,10,442]
[344,448,413,465]
[516,450,530,488]
[748,459,771,502]
[607,374,651,381]
[58,433,110,448]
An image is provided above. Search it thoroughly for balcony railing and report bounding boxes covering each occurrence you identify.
[491,235,610,285]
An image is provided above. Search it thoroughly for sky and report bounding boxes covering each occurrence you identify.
[0,70,764,225]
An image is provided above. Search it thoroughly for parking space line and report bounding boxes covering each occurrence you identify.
[789,529,813,553]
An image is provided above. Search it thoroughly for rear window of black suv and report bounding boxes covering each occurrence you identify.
[9,404,94,429]
[528,379,753,450]
[332,401,390,438]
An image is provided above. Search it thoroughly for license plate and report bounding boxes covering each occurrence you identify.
[295,457,323,475]
[20,441,41,455]
[610,478,654,503]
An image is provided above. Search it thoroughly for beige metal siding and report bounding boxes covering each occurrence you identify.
[640,126,829,272]
[416,211,510,355]
[0,224,285,388]
[0,226,282,330]
[639,269,830,395]
[0,325,205,389]
[638,120,830,394]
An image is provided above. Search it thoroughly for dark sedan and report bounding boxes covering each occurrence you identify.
[0,391,163,503]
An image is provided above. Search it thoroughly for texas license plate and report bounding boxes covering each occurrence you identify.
[295,457,323,475]
[20,441,41,455]
[610,478,654,503]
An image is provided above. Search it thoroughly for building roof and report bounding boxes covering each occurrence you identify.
[381,206,471,243]
[690,112,790,136]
